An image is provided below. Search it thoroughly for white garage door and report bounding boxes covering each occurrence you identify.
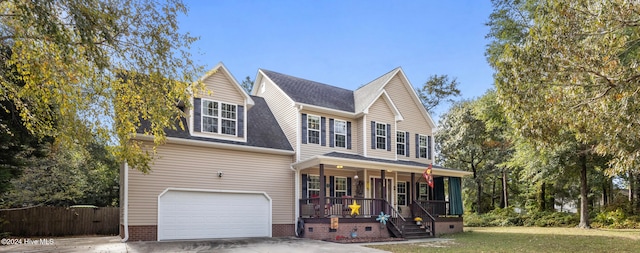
[158,189,271,241]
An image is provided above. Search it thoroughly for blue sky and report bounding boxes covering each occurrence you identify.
[179,1,495,120]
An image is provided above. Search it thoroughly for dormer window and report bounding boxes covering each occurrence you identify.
[202,99,236,136]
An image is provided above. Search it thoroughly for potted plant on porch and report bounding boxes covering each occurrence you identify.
[414,217,423,226]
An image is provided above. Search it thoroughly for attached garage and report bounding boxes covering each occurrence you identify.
[157,188,272,241]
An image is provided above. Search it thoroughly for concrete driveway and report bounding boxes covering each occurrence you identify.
[0,236,392,253]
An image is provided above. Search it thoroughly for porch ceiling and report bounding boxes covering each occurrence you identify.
[292,152,472,177]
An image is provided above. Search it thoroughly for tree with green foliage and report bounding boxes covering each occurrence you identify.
[485,0,640,228]
[0,0,204,173]
[436,99,491,213]
[241,76,254,94]
[415,74,461,114]
[2,137,119,208]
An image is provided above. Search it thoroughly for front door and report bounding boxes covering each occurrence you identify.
[370,177,393,214]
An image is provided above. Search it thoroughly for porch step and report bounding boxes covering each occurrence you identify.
[403,224,433,239]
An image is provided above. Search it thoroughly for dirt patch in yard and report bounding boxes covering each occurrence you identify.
[323,237,407,244]
[417,239,457,248]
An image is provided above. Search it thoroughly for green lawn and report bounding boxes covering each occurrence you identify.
[367,227,640,253]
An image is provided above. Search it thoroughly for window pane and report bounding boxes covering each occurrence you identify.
[308,116,320,130]
[308,130,320,144]
[221,103,236,119]
[335,120,346,134]
[203,116,217,133]
[396,131,405,143]
[376,136,386,149]
[336,135,346,148]
[221,119,236,135]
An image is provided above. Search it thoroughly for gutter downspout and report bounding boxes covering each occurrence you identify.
[291,165,300,237]
[121,161,129,242]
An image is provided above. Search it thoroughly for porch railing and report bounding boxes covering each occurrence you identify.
[416,200,450,216]
[299,197,395,218]
[411,200,436,236]
[381,199,406,238]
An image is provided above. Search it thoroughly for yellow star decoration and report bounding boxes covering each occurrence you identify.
[349,200,361,216]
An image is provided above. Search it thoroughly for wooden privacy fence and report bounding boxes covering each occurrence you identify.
[0,206,119,236]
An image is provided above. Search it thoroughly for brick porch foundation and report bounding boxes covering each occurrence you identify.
[301,221,390,240]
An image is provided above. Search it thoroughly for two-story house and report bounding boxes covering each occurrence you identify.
[120,63,471,242]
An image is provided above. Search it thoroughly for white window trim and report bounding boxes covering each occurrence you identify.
[334,176,347,197]
[375,122,387,150]
[307,114,321,145]
[334,119,347,148]
[397,181,407,206]
[419,134,428,159]
[396,131,405,156]
[307,175,320,198]
[419,182,429,200]
[201,99,238,136]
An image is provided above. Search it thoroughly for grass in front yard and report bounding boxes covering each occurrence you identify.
[366,227,640,253]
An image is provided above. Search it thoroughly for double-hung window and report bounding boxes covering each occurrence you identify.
[307,175,320,198]
[396,131,406,156]
[307,115,320,144]
[202,99,237,136]
[376,122,387,150]
[419,134,428,158]
[397,182,407,206]
[334,177,347,198]
[334,120,347,148]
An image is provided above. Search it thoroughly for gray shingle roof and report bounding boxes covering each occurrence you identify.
[261,69,355,112]
[139,96,293,151]
[323,152,463,172]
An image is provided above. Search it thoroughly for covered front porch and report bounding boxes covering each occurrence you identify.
[292,152,471,240]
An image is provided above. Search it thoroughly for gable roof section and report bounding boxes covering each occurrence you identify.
[354,67,400,113]
[355,67,435,128]
[138,96,292,151]
[260,69,355,112]
[201,62,255,107]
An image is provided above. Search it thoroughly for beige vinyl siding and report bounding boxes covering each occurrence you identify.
[300,168,359,197]
[127,142,295,226]
[384,75,434,164]
[299,110,359,161]
[202,70,245,105]
[258,78,297,151]
[355,118,364,156]
[194,70,246,141]
[366,97,396,160]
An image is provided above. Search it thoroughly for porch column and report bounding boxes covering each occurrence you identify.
[411,172,415,203]
[319,164,325,202]
[381,170,386,202]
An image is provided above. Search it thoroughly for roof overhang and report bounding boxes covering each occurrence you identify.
[133,135,295,156]
[296,102,363,119]
[292,154,472,178]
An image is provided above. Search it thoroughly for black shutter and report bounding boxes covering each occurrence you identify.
[415,182,420,200]
[329,176,335,197]
[193,98,201,132]
[301,114,307,144]
[329,118,335,147]
[428,135,432,159]
[405,131,410,157]
[406,181,411,203]
[386,124,391,151]
[415,134,419,158]
[237,105,244,137]
[346,121,352,150]
[321,117,326,146]
[347,177,352,196]
[302,174,308,198]
[371,121,376,149]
